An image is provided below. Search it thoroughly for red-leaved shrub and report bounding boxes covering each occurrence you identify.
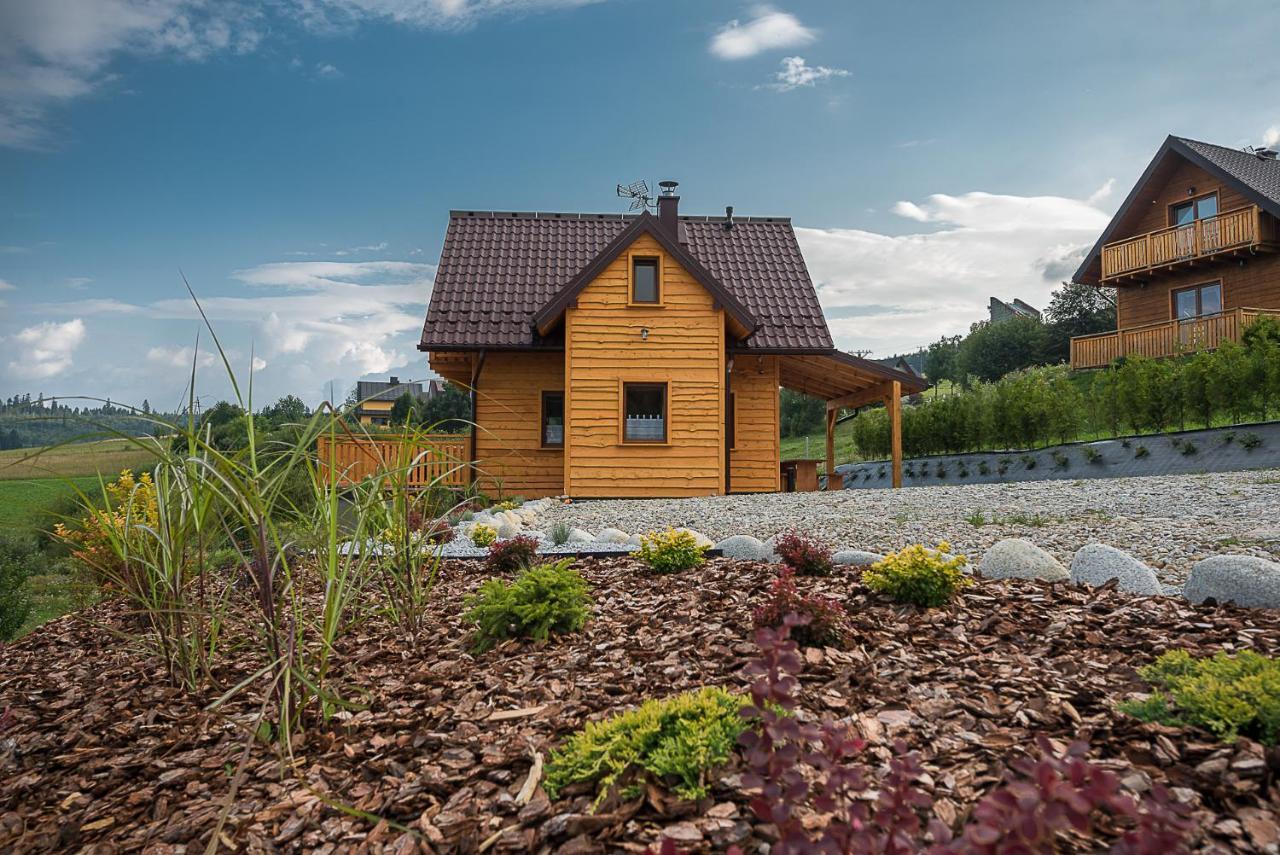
[485,534,540,573]
[737,615,1194,854]
[752,569,846,648]
[773,530,834,576]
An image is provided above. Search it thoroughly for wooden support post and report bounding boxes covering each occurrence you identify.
[824,406,837,491]
[886,379,903,488]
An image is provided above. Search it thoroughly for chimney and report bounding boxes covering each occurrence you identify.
[389,376,400,385]
[724,205,734,230]
[657,179,679,236]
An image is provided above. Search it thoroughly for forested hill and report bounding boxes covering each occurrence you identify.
[0,395,173,450]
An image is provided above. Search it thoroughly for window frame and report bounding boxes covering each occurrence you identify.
[1171,280,1224,320]
[540,390,565,449]
[1169,191,1220,227]
[628,254,662,306]
[620,381,669,444]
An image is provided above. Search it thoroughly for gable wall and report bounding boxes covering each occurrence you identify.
[564,232,726,497]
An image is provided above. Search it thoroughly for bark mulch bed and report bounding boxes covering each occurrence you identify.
[1,557,1279,853]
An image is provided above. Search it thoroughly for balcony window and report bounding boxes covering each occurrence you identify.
[541,391,564,448]
[623,382,666,442]
[1171,193,1218,226]
[1174,281,1222,320]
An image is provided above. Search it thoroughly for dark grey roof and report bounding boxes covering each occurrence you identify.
[418,210,834,352]
[1073,135,1280,284]
[356,380,427,403]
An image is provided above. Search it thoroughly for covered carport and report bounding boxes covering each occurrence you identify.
[776,352,928,489]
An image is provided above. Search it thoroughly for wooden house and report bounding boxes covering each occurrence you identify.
[353,377,443,426]
[417,184,926,498]
[1071,136,1280,368]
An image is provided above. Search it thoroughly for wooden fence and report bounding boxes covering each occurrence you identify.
[316,434,470,488]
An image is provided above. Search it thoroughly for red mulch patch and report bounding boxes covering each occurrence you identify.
[1,557,1278,853]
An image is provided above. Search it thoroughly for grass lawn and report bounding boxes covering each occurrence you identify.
[0,438,157,481]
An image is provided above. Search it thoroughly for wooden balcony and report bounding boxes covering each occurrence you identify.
[1070,307,1276,369]
[316,434,470,488]
[1101,205,1275,282]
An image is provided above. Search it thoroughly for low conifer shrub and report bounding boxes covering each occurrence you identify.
[752,568,845,647]
[485,534,540,573]
[1119,649,1280,744]
[545,686,748,804]
[862,542,971,607]
[463,559,590,652]
[549,520,571,546]
[772,530,834,576]
[636,528,705,574]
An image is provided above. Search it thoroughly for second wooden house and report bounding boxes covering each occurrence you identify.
[417,183,926,498]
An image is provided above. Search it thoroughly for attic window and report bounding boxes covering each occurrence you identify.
[631,257,660,304]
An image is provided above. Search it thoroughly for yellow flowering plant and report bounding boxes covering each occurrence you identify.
[636,528,705,574]
[54,469,159,587]
[469,522,498,547]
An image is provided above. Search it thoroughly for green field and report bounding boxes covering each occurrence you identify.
[0,438,157,481]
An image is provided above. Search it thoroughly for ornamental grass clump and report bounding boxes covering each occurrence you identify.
[752,568,845,648]
[485,534,540,573]
[862,542,971,607]
[464,559,591,652]
[636,528,704,574]
[545,686,749,805]
[772,530,833,577]
[1119,649,1280,745]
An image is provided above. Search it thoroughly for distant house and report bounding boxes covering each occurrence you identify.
[989,297,1041,323]
[354,377,442,426]
[417,182,926,498]
[1071,135,1280,368]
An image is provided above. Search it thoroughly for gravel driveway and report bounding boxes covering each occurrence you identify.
[535,469,1280,584]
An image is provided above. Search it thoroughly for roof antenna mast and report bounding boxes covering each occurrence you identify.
[616,180,655,212]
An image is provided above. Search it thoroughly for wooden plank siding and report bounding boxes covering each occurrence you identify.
[729,355,780,492]
[473,351,565,498]
[564,232,726,498]
[1111,160,1280,328]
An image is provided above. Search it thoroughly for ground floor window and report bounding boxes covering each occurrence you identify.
[623,382,666,442]
[1173,281,1222,319]
[541,391,564,448]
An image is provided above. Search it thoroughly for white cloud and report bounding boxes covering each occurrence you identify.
[334,240,388,256]
[146,344,216,369]
[6,318,87,379]
[288,0,604,32]
[1264,125,1280,149]
[795,185,1113,356]
[710,6,815,60]
[763,55,848,91]
[315,62,342,78]
[0,277,14,291]
[66,276,93,289]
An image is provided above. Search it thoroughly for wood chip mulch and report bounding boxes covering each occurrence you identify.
[1,558,1279,853]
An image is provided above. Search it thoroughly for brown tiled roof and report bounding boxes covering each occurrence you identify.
[418,210,835,351]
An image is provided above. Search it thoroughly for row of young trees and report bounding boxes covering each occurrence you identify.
[849,318,1280,459]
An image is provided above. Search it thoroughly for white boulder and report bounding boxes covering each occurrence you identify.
[675,527,713,549]
[833,549,883,568]
[595,527,630,544]
[713,534,770,561]
[626,533,644,547]
[1069,544,1161,595]
[1183,555,1280,608]
[566,528,594,545]
[977,538,1068,582]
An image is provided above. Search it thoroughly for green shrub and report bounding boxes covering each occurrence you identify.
[1241,432,1263,450]
[1083,446,1103,464]
[545,686,748,804]
[0,534,39,640]
[1051,450,1070,470]
[1119,649,1280,744]
[469,522,497,547]
[862,542,971,607]
[636,528,705,574]
[1135,444,1150,458]
[464,559,590,652]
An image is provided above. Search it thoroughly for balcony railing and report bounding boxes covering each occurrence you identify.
[1070,307,1276,369]
[316,433,470,488]
[1101,205,1270,281]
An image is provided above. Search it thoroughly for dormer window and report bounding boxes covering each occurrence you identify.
[631,257,660,304]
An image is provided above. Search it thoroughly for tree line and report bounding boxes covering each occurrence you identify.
[848,317,1280,459]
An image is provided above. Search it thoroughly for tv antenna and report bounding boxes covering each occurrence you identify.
[616,179,654,212]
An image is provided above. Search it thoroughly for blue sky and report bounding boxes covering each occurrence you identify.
[2,0,1279,410]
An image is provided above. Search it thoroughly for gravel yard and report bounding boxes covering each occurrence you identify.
[536,469,1280,585]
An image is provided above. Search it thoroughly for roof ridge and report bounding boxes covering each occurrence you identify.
[449,209,791,223]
